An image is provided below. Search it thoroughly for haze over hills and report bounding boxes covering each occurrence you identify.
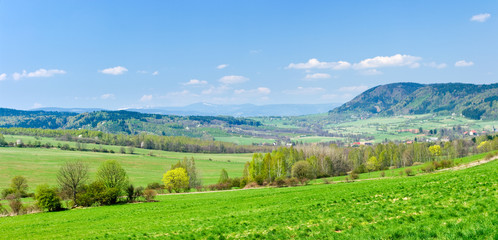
[331,82,498,120]
[34,103,339,117]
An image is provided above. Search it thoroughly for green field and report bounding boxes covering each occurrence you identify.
[0,158,496,239]
[0,147,251,189]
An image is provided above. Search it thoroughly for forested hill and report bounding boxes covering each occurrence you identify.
[330,82,498,120]
[0,108,261,137]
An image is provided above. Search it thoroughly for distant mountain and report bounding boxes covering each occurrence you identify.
[125,103,339,117]
[32,107,105,114]
[331,82,498,120]
[32,103,339,117]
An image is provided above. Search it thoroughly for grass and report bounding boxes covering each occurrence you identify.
[0,157,496,239]
[0,147,251,189]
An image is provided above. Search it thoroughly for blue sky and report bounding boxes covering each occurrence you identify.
[0,1,496,110]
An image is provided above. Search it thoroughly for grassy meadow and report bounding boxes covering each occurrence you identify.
[0,157,496,239]
[0,146,251,189]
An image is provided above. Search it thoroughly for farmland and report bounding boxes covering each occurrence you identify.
[0,157,496,239]
[0,146,250,189]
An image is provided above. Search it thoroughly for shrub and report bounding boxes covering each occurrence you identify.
[195,186,203,192]
[380,171,386,177]
[10,176,29,198]
[322,178,332,184]
[0,203,8,216]
[243,182,259,189]
[398,171,404,176]
[134,186,144,201]
[7,194,25,215]
[349,172,359,180]
[254,175,265,185]
[144,189,157,202]
[96,160,129,191]
[126,184,136,202]
[76,181,106,207]
[240,178,248,188]
[230,178,241,189]
[101,188,120,205]
[285,177,299,187]
[404,168,414,176]
[439,160,453,169]
[1,188,15,199]
[292,161,314,182]
[35,184,62,212]
[420,163,435,173]
[274,177,287,187]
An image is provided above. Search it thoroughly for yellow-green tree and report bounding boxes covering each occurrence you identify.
[162,168,189,193]
[429,145,442,160]
[366,156,381,174]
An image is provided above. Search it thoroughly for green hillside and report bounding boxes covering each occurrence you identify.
[331,82,498,120]
[1,158,496,239]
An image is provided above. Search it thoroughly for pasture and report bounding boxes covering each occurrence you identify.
[0,158,496,239]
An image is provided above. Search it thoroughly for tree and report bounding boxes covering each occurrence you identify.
[292,161,313,183]
[35,184,62,212]
[429,145,442,160]
[57,161,89,205]
[366,156,381,174]
[162,168,189,193]
[10,176,28,197]
[218,168,229,184]
[96,160,128,191]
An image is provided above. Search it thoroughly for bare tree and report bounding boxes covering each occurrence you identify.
[57,161,89,205]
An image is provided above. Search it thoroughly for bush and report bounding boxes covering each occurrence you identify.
[322,178,332,184]
[1,188,15,199]
[398,171,404,176]
[134,186,144,201]
[292,161,314,182]
[254,175,265,186]
[35,184,62,212]
[7,194,25,215]
[144,189,157,202]
[101,188,120,205]
[76,181,106,207]
[126,184,136,202]
[285,177,299,187]
[243,182,259,189]
[230,177,241,189]
[439,160,453,169]
[404,168,414,176]
[420,163,435,173]
[239,178,248,188]
[162,168,189,193]
[274,177,287,187]
[380,171,386,177]
[0,203,8,216]
[349,172,359,180]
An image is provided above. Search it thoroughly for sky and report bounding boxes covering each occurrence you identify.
[0,1,496,110]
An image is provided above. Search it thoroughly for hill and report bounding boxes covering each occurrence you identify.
[331,82,498,120]
[1,158,496,239]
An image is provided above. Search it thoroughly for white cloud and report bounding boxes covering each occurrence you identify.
[304,73,331,80]
[424,62,447,69]
[32,103,43,109]
[100,66,128,75]
[201,85,230,95]
[455,60,474,67]
[219,75,249,84]
[12,68,66,80]
[152,71,159,76]
[184,79,208,85]
[360,69,383,75]
[100,93,115,100]
[353,54,421,69]
[234,87,271,95]
[470,13,491,22]
[283,87,326,95]
[0,73,6,81]
[217,64,228,69]
[140,95,153,102]
[287,58,351,70]
[339,85,369,92]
